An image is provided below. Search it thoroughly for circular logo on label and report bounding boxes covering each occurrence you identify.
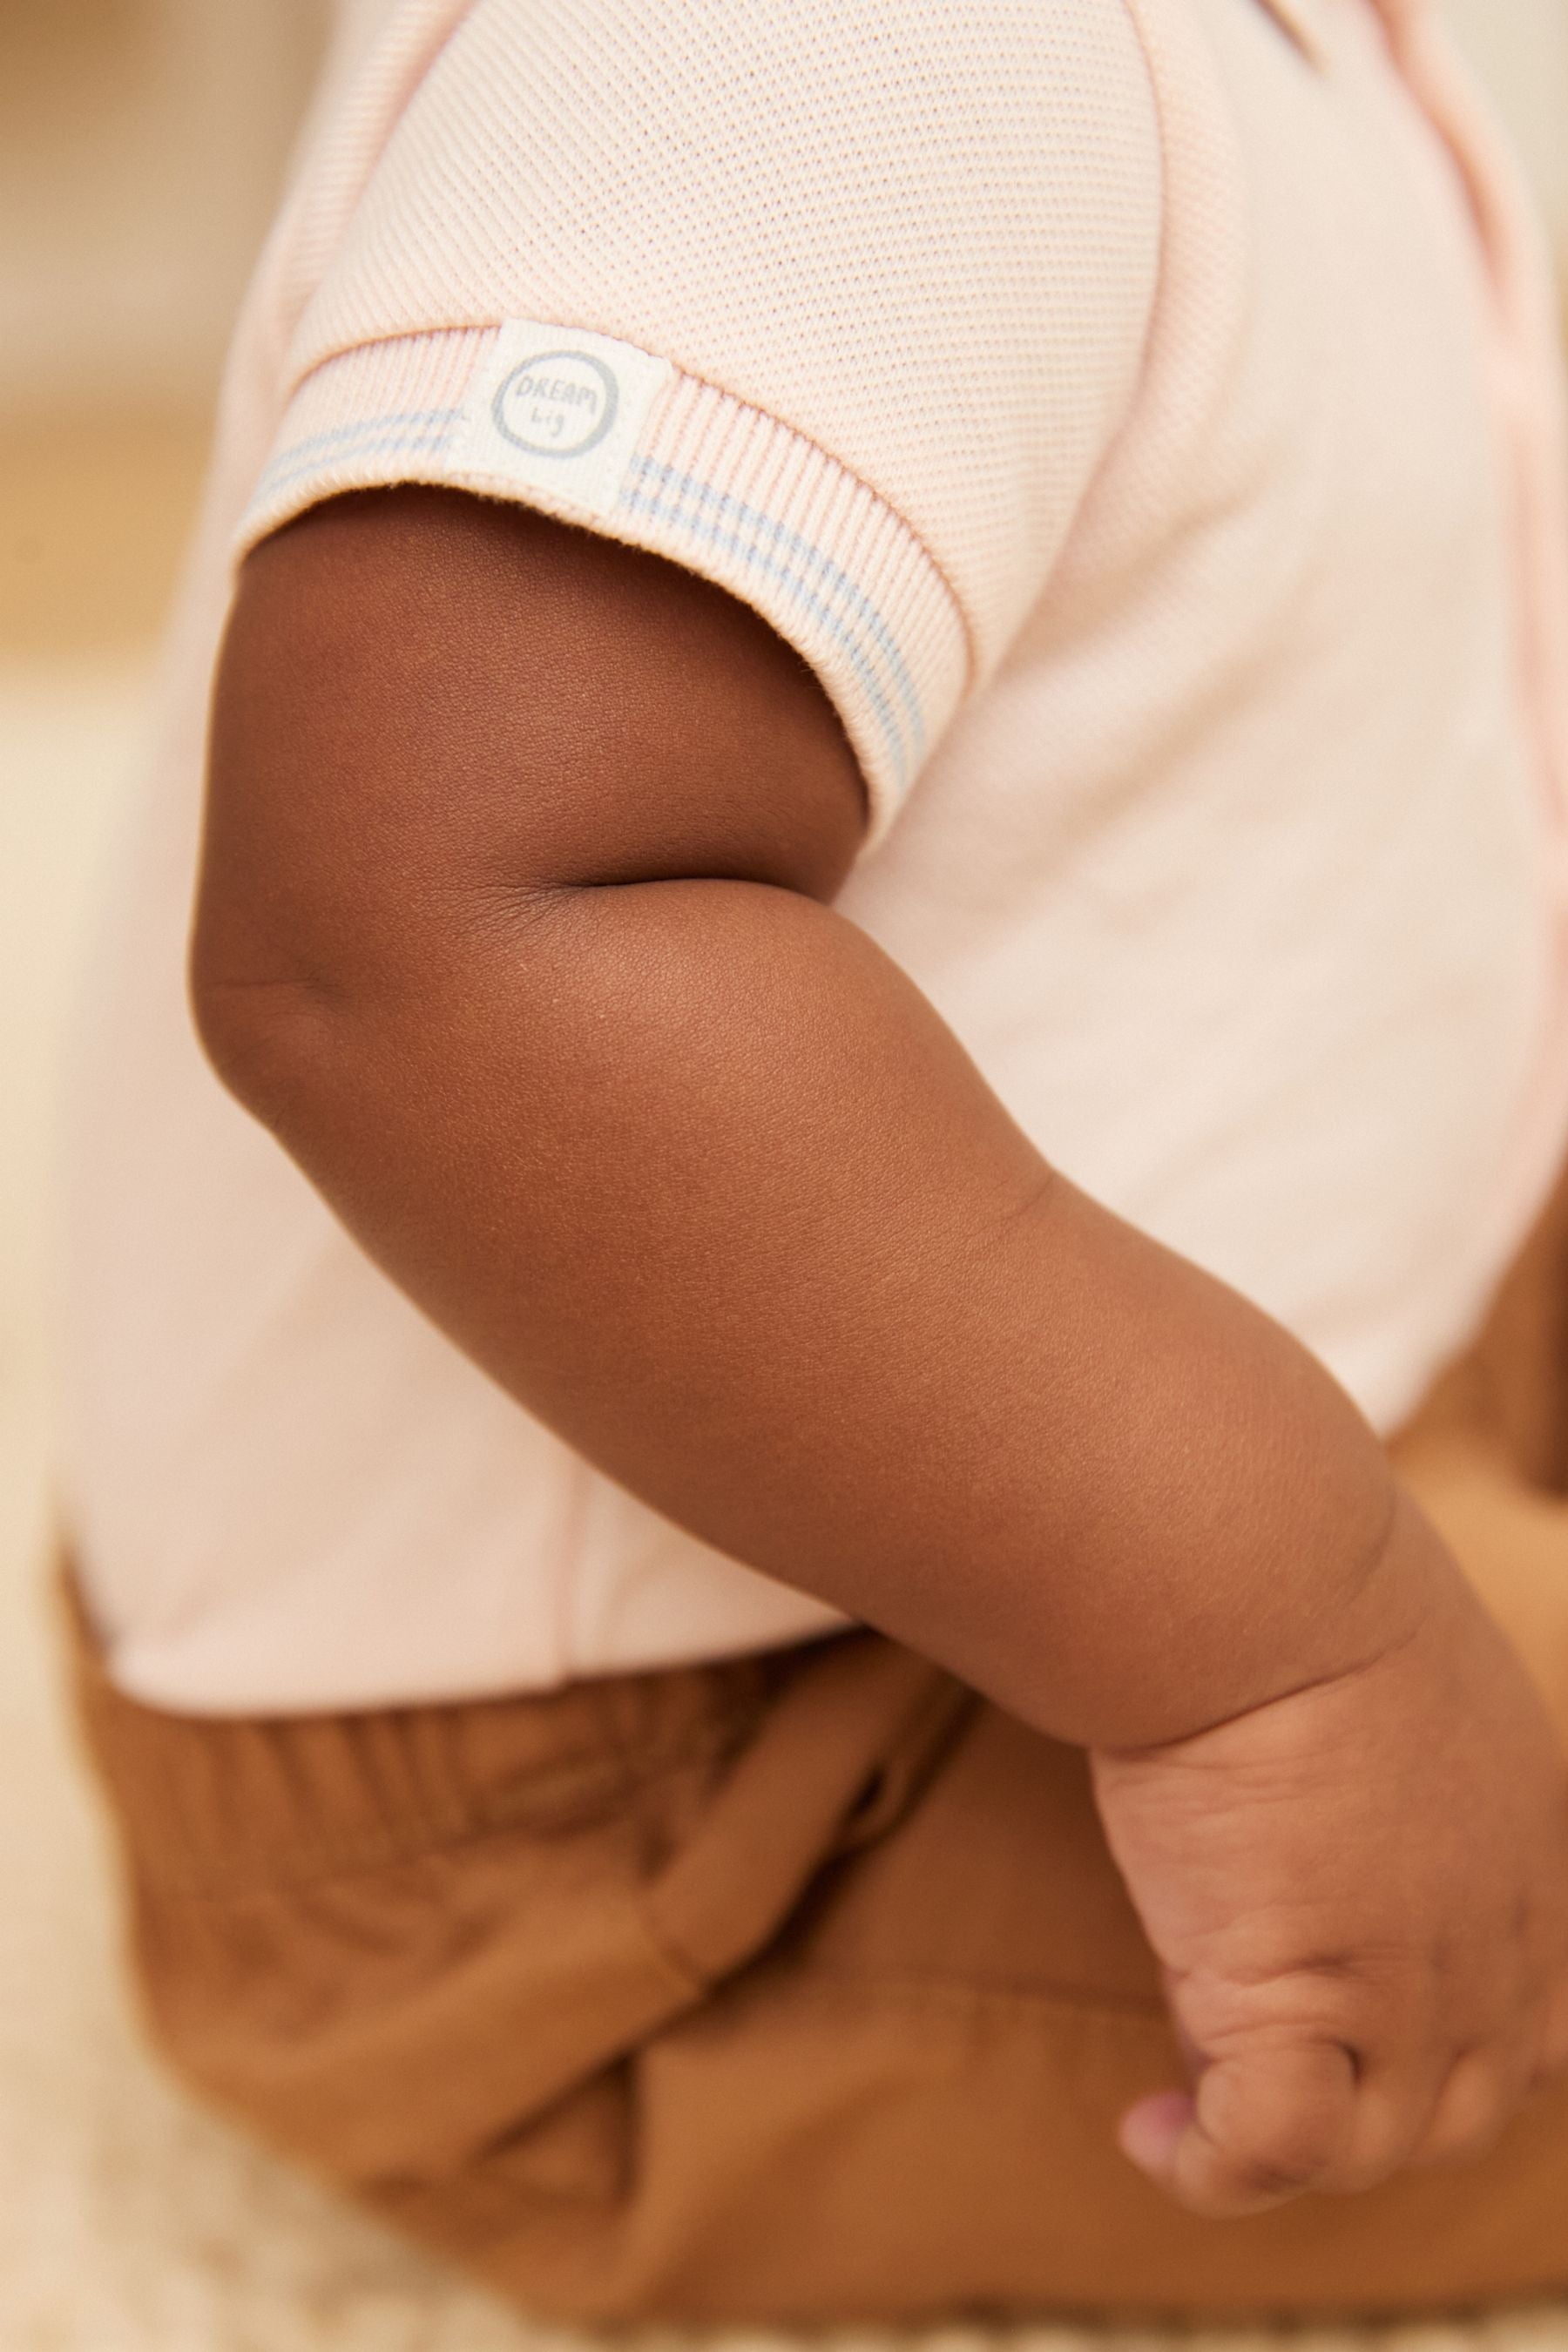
[491,350,619,458]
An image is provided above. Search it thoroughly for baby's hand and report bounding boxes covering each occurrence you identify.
[1091,1490,1568,2217]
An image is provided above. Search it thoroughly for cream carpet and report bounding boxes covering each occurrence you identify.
[4,663,1568,2349]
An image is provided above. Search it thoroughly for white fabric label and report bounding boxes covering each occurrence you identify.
[460,321,673,517]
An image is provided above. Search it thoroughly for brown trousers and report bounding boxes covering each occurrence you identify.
[61,1170,1568,2328]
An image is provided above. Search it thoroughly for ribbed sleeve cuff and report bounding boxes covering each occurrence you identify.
[235,325,970,839]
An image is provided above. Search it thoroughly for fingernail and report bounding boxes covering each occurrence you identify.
[1119,2091,1195,2177]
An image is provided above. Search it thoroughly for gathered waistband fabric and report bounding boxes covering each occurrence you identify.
[60,1567,789,1899]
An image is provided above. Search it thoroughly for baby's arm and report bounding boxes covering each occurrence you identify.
[193,485,1568,2213]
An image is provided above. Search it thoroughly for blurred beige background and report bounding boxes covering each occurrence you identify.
[3,3,1568,2346]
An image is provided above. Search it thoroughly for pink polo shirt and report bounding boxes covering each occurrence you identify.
[62,0,1568,1710]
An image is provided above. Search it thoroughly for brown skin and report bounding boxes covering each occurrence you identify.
[193,484,1568,2219]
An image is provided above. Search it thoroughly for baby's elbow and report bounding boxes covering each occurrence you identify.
[188,833,569,1156]
[186,746,417,1145]
[188,896,355,1145]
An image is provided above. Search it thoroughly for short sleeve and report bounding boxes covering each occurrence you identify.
[236,0,1162,841]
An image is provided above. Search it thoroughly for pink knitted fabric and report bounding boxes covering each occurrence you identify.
[60,0,1568,1710]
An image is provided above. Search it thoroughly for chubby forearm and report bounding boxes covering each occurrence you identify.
[199,867,1422,1747]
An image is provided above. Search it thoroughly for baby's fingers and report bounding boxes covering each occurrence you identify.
[1412,1983,1568,2169]
[1121,2040,1360,2219]
[1409,2043,1534,2170]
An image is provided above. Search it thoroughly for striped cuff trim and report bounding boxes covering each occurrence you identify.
[236,327,969,839]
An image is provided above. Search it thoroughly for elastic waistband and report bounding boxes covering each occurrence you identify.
[57,1556,786,1899]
